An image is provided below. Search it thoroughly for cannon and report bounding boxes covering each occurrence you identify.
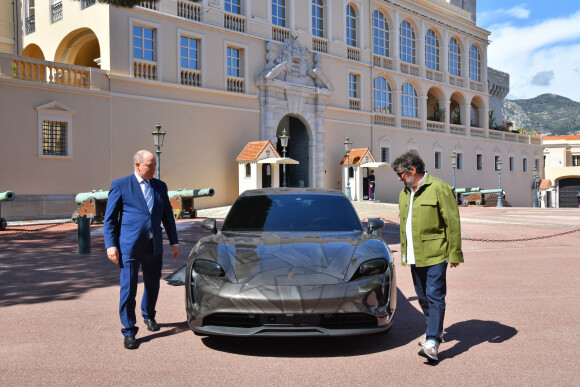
[72,190,109,224]
[168,188,215,219]
[0,190,16,231]
[455,187,505,206]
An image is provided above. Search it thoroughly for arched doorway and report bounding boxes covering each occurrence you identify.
[558,177,580,207]
[55,28,101,68]
[276,116,309,187]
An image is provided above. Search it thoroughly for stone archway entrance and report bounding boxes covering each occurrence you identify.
[276,116,309,187]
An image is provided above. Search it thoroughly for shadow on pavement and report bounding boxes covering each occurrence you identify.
[439,320,518,361]
[200,288,426,357]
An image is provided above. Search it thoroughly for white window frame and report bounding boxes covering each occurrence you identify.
[425,29,440,71]
[224,40,248,93]
[372,10,389,57]
[399,20,416,64]
[345,3,358,47]
[434,151,442,170]
[311,0,325,38]
[130,18,161,79]
[272,0,287,27]
[36,102,74,159]
[373,75,392,114]
[469,44,481,82]
[225,0,243,15]
[177,29,204,86]
[401,82,418,118]
[348,69,363,108]
[449,37,461,76]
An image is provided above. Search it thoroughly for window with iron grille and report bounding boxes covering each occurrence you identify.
[381,147,390,163]
[495,155,500,171]
[312,0,324,37]
[434,151,442,170]
[373,10,389,57]
[42,121,67,156]
[449,37,461,76]
[425,29,439,71]
[477,154,483,171]
[272,0,286,27]
[456,152,463,170]
[133,25,155,61]
[51,0,63,23]
[399,20,415,64]
[572,155,580,167]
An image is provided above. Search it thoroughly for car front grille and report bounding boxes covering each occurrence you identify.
[202,313,378,329]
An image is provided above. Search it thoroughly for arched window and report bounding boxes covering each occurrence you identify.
[399,20,415,64]
[346,4,357,47]
[372,10,389,57]
[373,76,392,114]
[401,82,418,118]
[469,44,481,82]
[245,163,251,177]
[312,0,324,37]
[449,37,461,76]
[425,29,439,70]
[272,0,286,27]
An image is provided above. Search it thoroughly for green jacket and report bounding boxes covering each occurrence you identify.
[398,173,464,267]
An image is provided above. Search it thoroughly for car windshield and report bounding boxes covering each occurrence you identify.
[222,193,363,232]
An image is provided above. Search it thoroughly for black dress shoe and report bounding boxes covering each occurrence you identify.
[124,335,137,350]
[144,318,160,332]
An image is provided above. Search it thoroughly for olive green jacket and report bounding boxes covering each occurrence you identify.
[398,173,464,267]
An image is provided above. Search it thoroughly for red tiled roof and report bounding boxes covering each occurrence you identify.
[539,179,551,190]
[340,148,373,165]
[542,135,580,141]
[236,140,272,162]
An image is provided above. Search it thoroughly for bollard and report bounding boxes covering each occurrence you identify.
[78,217,91,254]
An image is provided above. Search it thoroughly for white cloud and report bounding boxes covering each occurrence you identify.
[506,5,531,19]
[478,4,531,26]
[487,10,580,101]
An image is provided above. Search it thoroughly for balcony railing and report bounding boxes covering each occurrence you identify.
[349,97,360,110]
[470,127,486,137]
[81,0,96,9]
[227,76,244,93]
[373,54,393,70]
[427,121,445,132]
[504,132,517,142]
[272,26,290,42]
[139,1,157,10]
[180,69,201,87]
[426,69,443,83]
[312,37,328,53]
[10,56,90,88]
[449,75,464,88]
[373,114,395,126]
[26,16,35,34]
[450,124,466,135]
[401,117,421,130]
[530,136,542,144]
[51,2,63,23]
[470,80,483,92]
[133,59,157,80]
[400,62,419,76]
[178,0,201,21]
[347,47,360,62]
[488,130,503,140]
[224,13,245,33]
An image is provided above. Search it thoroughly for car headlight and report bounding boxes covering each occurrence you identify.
[193,259,225,277]
[350,258,388,281]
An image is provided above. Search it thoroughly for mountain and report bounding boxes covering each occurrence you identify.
[502,94,580,136]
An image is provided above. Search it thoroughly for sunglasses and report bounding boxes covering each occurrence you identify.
[396,170,406,178]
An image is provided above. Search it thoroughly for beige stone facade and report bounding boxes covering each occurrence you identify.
[0,0,542,220]
[542,135,580,208]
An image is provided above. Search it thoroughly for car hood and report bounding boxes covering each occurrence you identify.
[220,231,362,286]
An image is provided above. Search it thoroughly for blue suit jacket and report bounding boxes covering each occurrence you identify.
[104,174,178,257]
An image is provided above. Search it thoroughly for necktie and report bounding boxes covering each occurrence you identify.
[144,181,153,213]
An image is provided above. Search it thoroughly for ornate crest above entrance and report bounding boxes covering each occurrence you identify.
[256,37,333,188]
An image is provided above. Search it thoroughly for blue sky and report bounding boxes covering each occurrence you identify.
[476,1,580,101]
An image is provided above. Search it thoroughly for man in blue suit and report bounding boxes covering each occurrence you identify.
[104,150,179,349]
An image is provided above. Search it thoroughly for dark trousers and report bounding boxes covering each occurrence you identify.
[119,240,162,337]
[410,260,447,343]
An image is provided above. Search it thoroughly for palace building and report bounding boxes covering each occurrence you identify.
[0,0,542,219]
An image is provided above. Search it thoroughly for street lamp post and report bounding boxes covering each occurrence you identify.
[496,157,503,207]
[450,151,457,189]
[151,122,166,179]
[533,166,539,208]
[344,136,352,200]
[279,128,289,187]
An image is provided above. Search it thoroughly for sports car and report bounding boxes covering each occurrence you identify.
[184,188,396,336]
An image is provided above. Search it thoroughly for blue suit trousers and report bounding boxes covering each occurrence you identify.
[119,240,162,337]
[410,261,447,343]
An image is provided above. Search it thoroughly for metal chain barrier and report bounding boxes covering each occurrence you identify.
[366,217,580,243]
[0,219,74,236]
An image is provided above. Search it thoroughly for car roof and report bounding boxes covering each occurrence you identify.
[238,188,346,198]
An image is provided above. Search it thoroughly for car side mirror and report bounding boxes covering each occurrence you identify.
[201,218,217,234]
[367,218,384,236]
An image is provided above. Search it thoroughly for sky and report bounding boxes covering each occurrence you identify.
[476,1,580,102]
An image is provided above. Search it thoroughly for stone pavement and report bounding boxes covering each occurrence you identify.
[1,203,579,385]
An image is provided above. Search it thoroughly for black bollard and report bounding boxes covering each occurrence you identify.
[78,217,91,254]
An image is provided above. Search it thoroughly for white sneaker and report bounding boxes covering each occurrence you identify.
[417,333,445,346]
[419,339,439,362]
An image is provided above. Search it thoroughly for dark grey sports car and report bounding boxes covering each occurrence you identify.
[185,188,396,336]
